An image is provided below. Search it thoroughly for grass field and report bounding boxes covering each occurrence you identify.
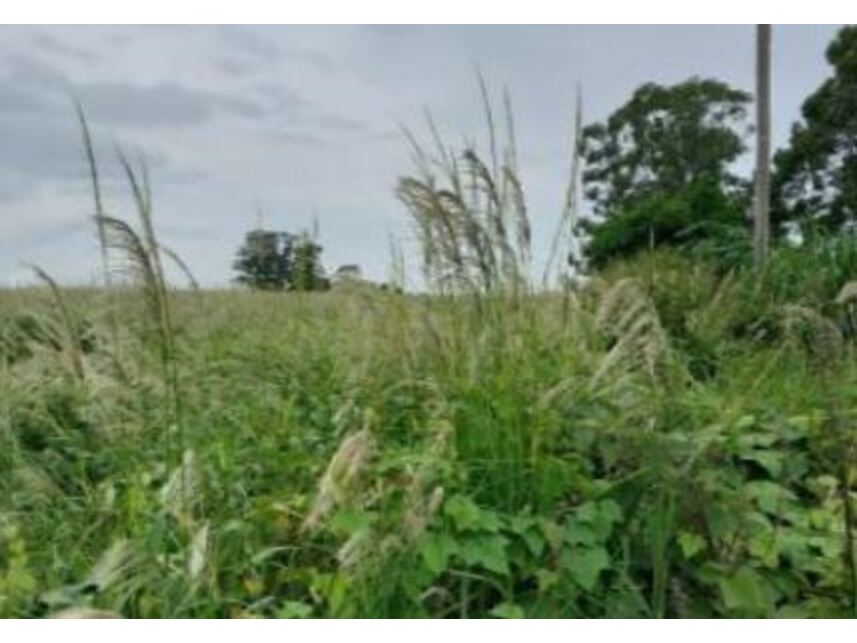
[2,85,857,618]
[2,245,857,618]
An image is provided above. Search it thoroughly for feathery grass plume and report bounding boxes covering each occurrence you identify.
[97,215,163,333]
[781,304,843,364]
[25,263,86,381]
[396,80,532,297]
[12,464,60,503]
[74,100,110,287]
[336,527,373,571]
[591,277,672,387]
[40,539,135,618]
[74,103,127,375]
[303,419,375,532]
[836,281,857,306]
[100,153,186,476]
[159,243,200,291]
[117,152,169,314]
[477,68,499,180]
[402,417,452,538]
[544,85,584,287]
[187,521,210,587]
[836,281,857,336]
[161,449,200,530]
[85,538,135,594]
[49,608,123,619]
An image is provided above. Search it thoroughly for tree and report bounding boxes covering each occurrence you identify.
[232,228,295,290]
[773,26,857,235]
[580,78,751,267]
[289,231,329,291]
[754,25,772,269]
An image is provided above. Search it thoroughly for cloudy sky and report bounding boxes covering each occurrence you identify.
[0,25,843,287]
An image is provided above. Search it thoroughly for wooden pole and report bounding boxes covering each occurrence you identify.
[753,24,772,270]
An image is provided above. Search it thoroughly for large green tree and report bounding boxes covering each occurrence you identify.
[289,232,330,292]
[773,26,857,235]
[233,228,330,291]
[581,78,751,267]
[233,229,295,290]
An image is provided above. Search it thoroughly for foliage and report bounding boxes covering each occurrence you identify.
[396,81,533,295]
[583,179,748,269]
[773,26,857,235]
[289,232,330,292]
[11,60,857,619]
[5,243,857,616]
[233,229,296,291]
[580,78,751,267]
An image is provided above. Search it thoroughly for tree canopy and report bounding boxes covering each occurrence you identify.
[773,26,857,235]
[233,228,329,291]
[233,229,295,291]
[580,78,751,267]
[290,232,330,292]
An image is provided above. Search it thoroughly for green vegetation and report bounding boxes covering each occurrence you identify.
[581,78,751,268]
[773,26,857,236]
[233,229,297,291]
[233,228,329,292]
[4,242,857,617]
[4,24,857,620]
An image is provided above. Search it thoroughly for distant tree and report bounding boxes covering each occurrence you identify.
[289,232,329,291]
[233,229,295,290]
[580,77,751,267]
[773,26,857,236]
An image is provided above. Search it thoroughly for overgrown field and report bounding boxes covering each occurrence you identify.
[3,246,857,618]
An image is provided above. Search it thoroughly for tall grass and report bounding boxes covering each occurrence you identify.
[4,97,857,619]
[396,81,535,298]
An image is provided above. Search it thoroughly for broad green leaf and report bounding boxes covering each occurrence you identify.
[444,495,481,531]
[508,514,535,534]
[746,481,797,515]
[742,449,784,477]
[562,546,610,591]
[706,502,741,541]
[444,495,501,532]
[596,499,623,525]
[460,534,510,575]
[678,531,705,559]
[719,566,775,616]
[538,518,564,550]
[490,602,525,619]
[776,604,812,618]
[277,601,313,618]
[536,569,559,593]
[564,521,598,546]
[508,513,545,555]
[520,528,545,557]
[419,532,458,575]
[329,508,373,535]
[575,499,622,540]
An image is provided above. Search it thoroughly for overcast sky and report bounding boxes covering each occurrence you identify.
[0,25,844,287]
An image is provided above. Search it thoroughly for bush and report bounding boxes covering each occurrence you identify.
[583,180,748,270]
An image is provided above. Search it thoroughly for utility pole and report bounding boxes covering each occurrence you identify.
[753,24,772,270]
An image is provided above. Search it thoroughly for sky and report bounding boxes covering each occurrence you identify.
[0,24,844,288]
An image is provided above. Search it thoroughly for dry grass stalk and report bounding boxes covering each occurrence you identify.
[592,278,672,387]
[303,425,375,532]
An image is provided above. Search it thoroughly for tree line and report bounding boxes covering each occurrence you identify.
[579,25,857,270]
